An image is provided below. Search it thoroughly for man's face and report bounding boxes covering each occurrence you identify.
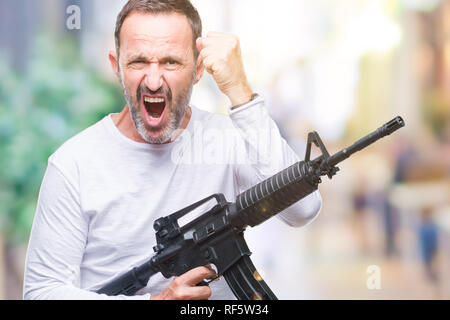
[115,12,201,144]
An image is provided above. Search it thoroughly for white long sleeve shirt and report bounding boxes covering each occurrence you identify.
[23,95,322,300]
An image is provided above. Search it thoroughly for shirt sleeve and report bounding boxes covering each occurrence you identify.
[229,94,322,228]
[23,160,151,300]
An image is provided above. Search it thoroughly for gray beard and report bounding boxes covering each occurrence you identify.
[119,75,194,144]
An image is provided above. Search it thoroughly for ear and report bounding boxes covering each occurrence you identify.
[108,50,120,78]
[194,54,205,84]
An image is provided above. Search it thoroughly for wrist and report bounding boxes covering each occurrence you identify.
[227,84,253,109]
[230,93,258,110]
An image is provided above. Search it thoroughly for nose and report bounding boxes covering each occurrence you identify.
[144,63,163,92]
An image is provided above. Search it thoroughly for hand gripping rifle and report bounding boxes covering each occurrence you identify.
[97,116,405,299]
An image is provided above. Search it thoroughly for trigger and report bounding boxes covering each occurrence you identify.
[197,276,220,286]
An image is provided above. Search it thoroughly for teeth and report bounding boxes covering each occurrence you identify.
[144,97,164,103]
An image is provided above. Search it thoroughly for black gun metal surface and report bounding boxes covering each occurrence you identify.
[96,116,405,299]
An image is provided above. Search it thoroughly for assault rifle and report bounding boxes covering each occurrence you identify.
[97,116,405,299]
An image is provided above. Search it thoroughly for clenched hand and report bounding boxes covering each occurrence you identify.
[196,32,253,108]
[149,266,216,300]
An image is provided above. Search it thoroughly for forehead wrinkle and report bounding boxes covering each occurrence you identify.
[123,39,192,64]
[119,12,194,63]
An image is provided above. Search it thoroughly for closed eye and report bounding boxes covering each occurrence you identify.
[130,60,147,66]
[162,58,181,69]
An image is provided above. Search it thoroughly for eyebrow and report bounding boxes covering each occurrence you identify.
[126,54,148,62]
[126,53,184,63]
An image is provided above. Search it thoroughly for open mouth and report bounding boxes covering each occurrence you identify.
[143,95,167,126]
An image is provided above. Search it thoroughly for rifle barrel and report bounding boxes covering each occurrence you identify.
[326,116,405,167]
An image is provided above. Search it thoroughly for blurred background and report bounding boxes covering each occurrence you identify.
[0,0,449,299]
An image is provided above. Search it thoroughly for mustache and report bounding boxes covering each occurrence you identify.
[137,84,172,102]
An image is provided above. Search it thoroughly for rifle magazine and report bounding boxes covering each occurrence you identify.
[223,255,278,300]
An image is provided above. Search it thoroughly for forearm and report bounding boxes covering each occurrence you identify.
[230,95,297,174]
[23,161,151,300]
[23,269,150,300]
[24,219,151,300]
[230,95,322,227]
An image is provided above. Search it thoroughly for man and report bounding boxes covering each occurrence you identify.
[23,0,322,300]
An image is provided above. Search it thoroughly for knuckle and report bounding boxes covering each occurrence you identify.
[202,266,213,275]
[200,268,210,277]
[170,283,187,299]
[175,290,188,300]
[172,276,183,286]
[205,58,213,66]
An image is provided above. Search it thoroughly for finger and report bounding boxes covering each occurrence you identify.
[197,36,221,51]
[182,266,216,286]
[205,264,218,279]
[183,285,212,300]
[196,38,216,64]
[202,57,217,74]
[197,36,217,51]
[194,266,217,284]
[199,47,217,64]
[200,34,232,49]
